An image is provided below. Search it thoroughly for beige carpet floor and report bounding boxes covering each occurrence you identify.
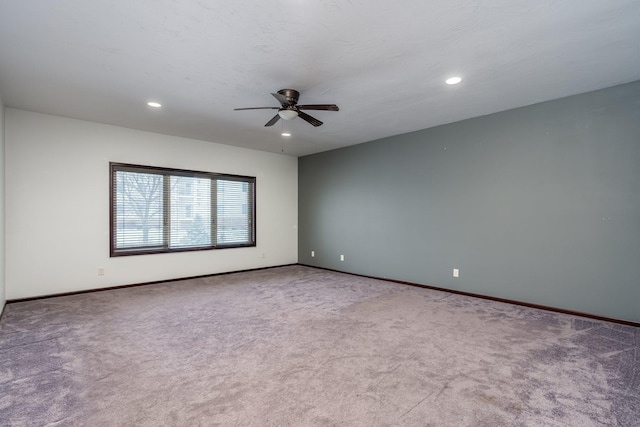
[1,265,638,426]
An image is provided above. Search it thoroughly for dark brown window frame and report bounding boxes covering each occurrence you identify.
[110,162,256,257]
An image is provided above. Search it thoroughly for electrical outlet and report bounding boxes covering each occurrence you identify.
[311,250,315,257]
[261,252,266,259]
[98,268,105,276]
[340,254,345,262]
[453,268,459,278]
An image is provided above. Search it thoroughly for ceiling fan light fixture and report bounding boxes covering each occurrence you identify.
[278,109,298,120]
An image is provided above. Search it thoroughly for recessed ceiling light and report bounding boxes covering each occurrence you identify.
[445,76,462,85]
[147,101,162,108]
[281,132,291,137]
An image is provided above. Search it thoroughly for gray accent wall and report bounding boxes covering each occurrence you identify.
[299,80,640,323]
[0,95,4,315]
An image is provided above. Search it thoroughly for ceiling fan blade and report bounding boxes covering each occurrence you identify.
[297,111,323,127]
[234,107,279,111]
[264,114,281,127]
[271,92,290,107]
[297,104,339,111]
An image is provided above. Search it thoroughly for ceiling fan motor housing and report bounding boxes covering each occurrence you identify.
[277,89,300,105]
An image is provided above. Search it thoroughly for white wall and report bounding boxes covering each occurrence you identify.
[5,108,298,299]
[0,96,5,312]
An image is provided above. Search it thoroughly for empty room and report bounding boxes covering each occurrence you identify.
[0,1,639,426]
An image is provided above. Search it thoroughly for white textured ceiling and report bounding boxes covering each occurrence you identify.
[1,1,639,157]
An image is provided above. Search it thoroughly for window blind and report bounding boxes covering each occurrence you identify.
[110,163,255,256]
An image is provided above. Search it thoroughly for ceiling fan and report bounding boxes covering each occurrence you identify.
[234,89,339,127]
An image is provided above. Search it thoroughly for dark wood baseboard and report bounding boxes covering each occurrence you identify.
[300,264,640,328]
[6,264,297,304]
[6,263,638,328]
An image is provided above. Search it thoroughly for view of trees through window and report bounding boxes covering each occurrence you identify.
[111,163,255,256]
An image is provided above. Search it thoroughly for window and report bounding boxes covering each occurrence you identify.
[110,163,255,256]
